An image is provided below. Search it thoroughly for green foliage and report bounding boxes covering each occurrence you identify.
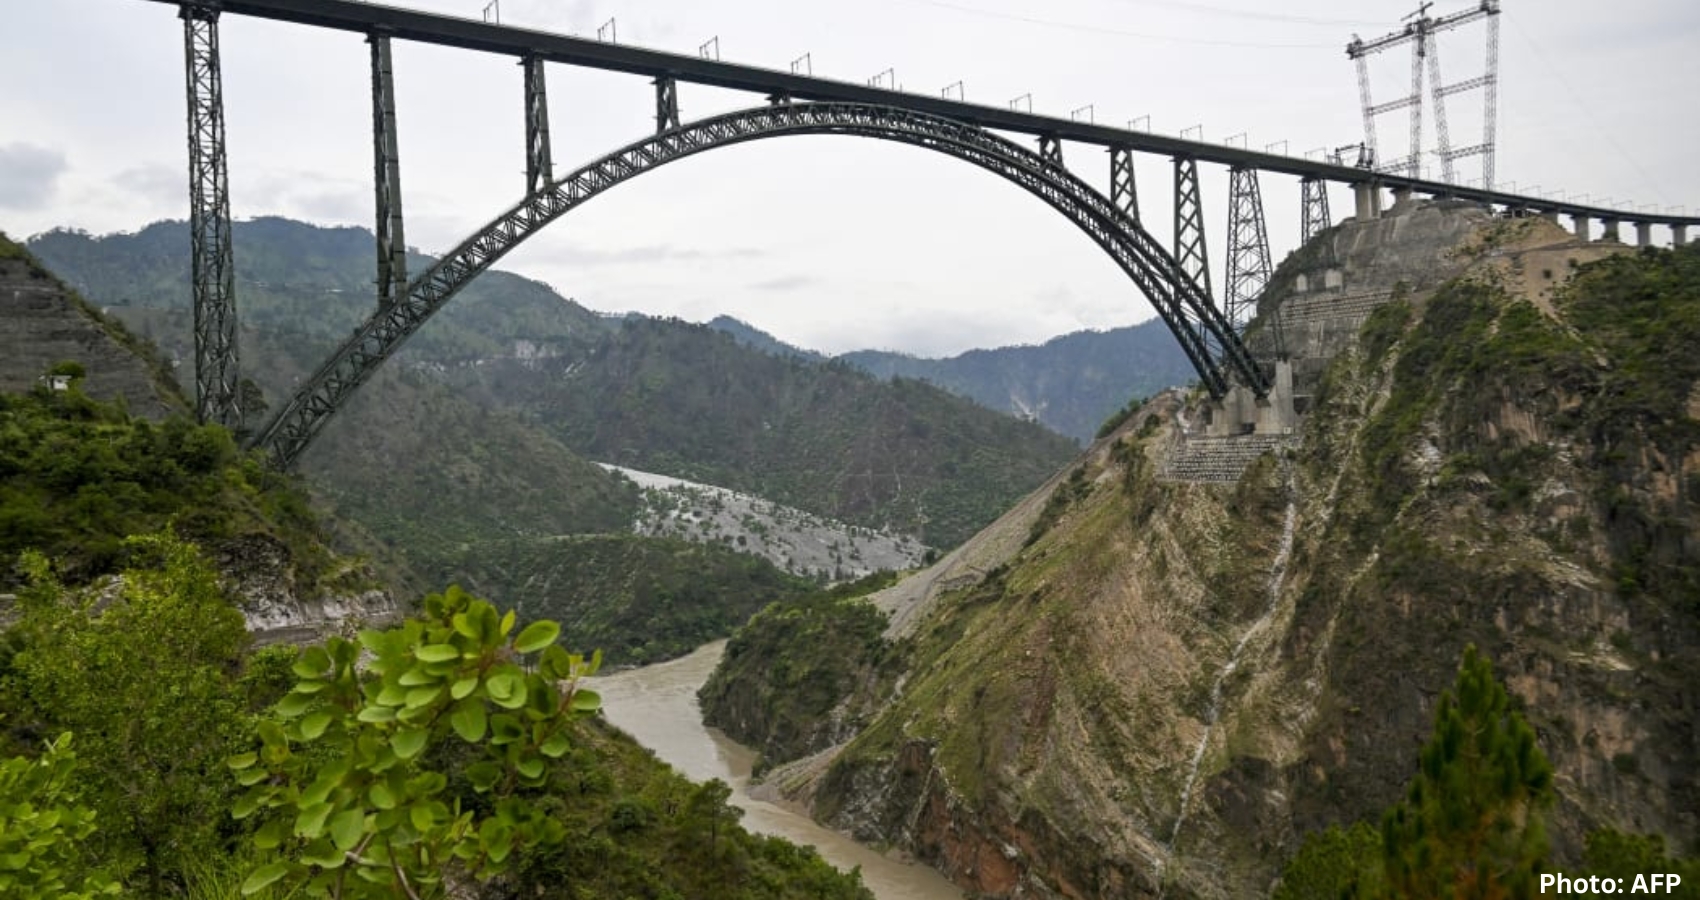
[1273,822,1381,900]
[230,586,601,897]
[444,534,815,666]
[1381,645,1554,899]
[0,389,330,588]
[1582,830,1700,896]
[699,574,896,770]
[447,318,1078,549]
[1276,647,1554,900]
[0,733,121,898]
[2,534,256,890]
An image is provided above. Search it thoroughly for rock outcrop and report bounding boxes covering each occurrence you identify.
[714,205,1699,897]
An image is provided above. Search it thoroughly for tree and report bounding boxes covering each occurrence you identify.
[3,535,254,891]
[231,585,602,898]
[0,733,120,899]
[1379,645,1553,900]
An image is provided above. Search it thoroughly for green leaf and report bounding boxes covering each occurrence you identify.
[516,755,545,781]
[356,705,396,724]
[368,781,397,810]
[405,685,443,709]
[329,807,366,852]
[466,761,502,792]
[451,699,488,743]
[391,728,429,761]
[539,731,571,758]
[416,643,460,663]
[292,646,331,679]
[513,620,560,654]
[227,751,258,771]
[301,837,344,868]
[410,802,436,833]
[571,688,601,713]
[450,676,479,700]
[500,609,517,637]
[241,861,291,895]
[295,801,334,839]
[397,666,436,686]
[274,692,314,718]
[299,711,333,741]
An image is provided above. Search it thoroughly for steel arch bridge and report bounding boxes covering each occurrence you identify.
[254,101,1262,468]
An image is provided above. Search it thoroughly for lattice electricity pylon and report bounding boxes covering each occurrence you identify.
[369,32,407,309]
[1172,156,1211,300]
[1347,1,1500,186]
[181,2,241,429]
[1301,176,1332,243]
[523,55,553,194]
[1224,167,1272,331]
[1110,146,1140,225]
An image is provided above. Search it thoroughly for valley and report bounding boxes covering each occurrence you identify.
[3,196,1698,898]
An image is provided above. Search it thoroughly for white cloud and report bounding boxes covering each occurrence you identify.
[0,143,68,210]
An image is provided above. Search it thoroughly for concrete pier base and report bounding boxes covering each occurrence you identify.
[1353,183,1382,221]
[1602,220,1621,243]
[1572,214,1592,241]
[1635,222,1654,247]
[1674,224,1689,246]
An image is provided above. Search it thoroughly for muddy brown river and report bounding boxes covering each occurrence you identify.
[592,641,966,900]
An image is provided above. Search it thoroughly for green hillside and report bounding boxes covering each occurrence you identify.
[447,316,1080,548]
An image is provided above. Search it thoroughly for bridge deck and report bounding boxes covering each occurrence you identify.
[143,0,1697,228]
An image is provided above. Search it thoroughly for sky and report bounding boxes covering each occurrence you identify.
[2,0,1696,357]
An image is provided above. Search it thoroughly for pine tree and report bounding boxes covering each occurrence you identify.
[1380,645,1554,900]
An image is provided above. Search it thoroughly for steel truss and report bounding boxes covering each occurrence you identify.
[1172,156,1212,306]
[523,55,553,193]
[1301,177,1332,243]
[369,32,407,307]
[1109,146,1140,225]
[1224,167,1272,330]
[182,2,241,428]
[252,102,1267,467]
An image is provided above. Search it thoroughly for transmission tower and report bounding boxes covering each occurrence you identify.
[1347,0,1500,188]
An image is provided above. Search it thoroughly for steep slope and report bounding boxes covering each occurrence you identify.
[447,316,1080,549]
[704,210,1700,898]
[0,233,181,419]
[840,321,1196,444]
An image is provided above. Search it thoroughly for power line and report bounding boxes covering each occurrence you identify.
[1099,0,1388,29]
[905,0,1341,49]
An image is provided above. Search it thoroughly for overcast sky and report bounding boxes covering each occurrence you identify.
[3,0,1696,356]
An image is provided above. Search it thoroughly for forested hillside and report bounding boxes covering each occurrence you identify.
[448,316,1078,548]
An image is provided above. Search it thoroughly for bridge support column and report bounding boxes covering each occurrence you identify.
[654,77,680,132]
[1602,219,1621,243]
[1173,156,1212,301]
[1109,147,1139,224]
[1300,177,1331,243]
[1634,222,1653,247]
[523,55,553,194]
[181,2,241,430]
[1225,167,1272,331]
[1675,224,1689,246]
[1390,185,1414,210]
[1572,214,1592,241]
[369,32,407,309]
[1352,181,1382,221]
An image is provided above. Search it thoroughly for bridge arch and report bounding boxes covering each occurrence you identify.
[253,101,1266,467]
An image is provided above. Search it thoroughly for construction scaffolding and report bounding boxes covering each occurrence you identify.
[1347,0,1500,189]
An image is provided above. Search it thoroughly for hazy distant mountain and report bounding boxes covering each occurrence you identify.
[708,315,1197,444]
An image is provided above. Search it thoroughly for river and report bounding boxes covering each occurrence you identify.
[592,641,966,900]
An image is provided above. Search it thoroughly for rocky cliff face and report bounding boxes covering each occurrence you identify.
[722,206,1699,897]
[0,238,182,418]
